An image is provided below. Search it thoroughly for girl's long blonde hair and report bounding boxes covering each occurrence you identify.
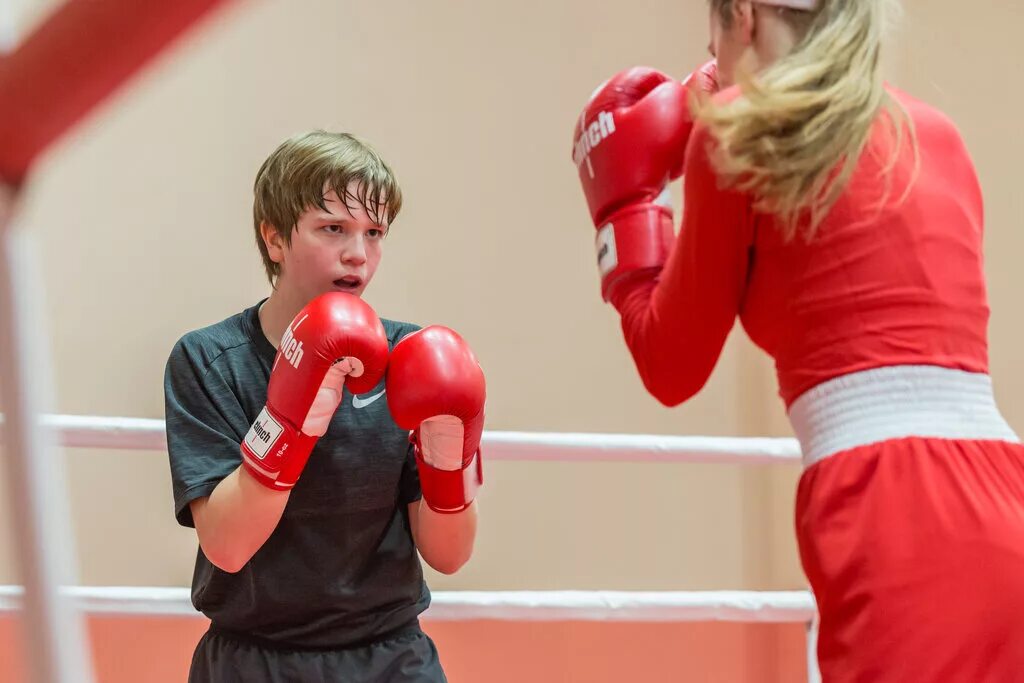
[700,0,916,240]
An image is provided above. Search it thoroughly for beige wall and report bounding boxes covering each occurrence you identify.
[0,0,1020,597]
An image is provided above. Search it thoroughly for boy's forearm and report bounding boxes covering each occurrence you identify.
[191,466,290,573]
[414,500,477,575]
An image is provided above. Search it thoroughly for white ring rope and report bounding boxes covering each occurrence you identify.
[0,586,815,623]
[0,414,803,464]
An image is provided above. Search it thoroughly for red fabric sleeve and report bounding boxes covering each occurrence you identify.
[610,123,754,406]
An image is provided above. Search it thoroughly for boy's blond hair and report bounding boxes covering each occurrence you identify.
[253,131,402,283]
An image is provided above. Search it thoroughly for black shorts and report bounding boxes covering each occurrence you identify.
[188,623,448,683]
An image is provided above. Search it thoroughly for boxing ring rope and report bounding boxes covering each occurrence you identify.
[0,585,815,623]
[0,413,804,464]
[0,414,821,681]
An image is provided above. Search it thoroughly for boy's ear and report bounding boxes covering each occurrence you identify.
[260,220,285,263]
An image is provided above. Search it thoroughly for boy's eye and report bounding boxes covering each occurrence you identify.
[325,224,342,233]
[368,229,384,239]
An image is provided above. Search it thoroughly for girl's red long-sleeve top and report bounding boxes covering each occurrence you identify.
[612,88,990,409]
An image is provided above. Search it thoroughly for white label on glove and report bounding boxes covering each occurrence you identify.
[244,407,283,460]
[596,223,618,277]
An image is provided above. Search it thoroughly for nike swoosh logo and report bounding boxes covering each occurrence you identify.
[352,389,386,409]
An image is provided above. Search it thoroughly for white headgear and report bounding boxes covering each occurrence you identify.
[757,0,818,9]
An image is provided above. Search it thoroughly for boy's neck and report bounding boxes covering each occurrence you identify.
[257,287,304,350]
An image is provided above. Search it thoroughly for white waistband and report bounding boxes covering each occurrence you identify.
[788,365,1019,468]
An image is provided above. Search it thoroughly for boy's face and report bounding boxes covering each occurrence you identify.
[266,183,386,302]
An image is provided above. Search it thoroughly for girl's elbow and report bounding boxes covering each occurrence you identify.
[639,368,707,407]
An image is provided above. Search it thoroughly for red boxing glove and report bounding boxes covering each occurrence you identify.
[240,293,389,490]
[572,62,718,302]
[386,326,486,513]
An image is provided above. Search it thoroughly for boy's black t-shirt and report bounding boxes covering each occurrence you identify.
[164,301,427,647]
